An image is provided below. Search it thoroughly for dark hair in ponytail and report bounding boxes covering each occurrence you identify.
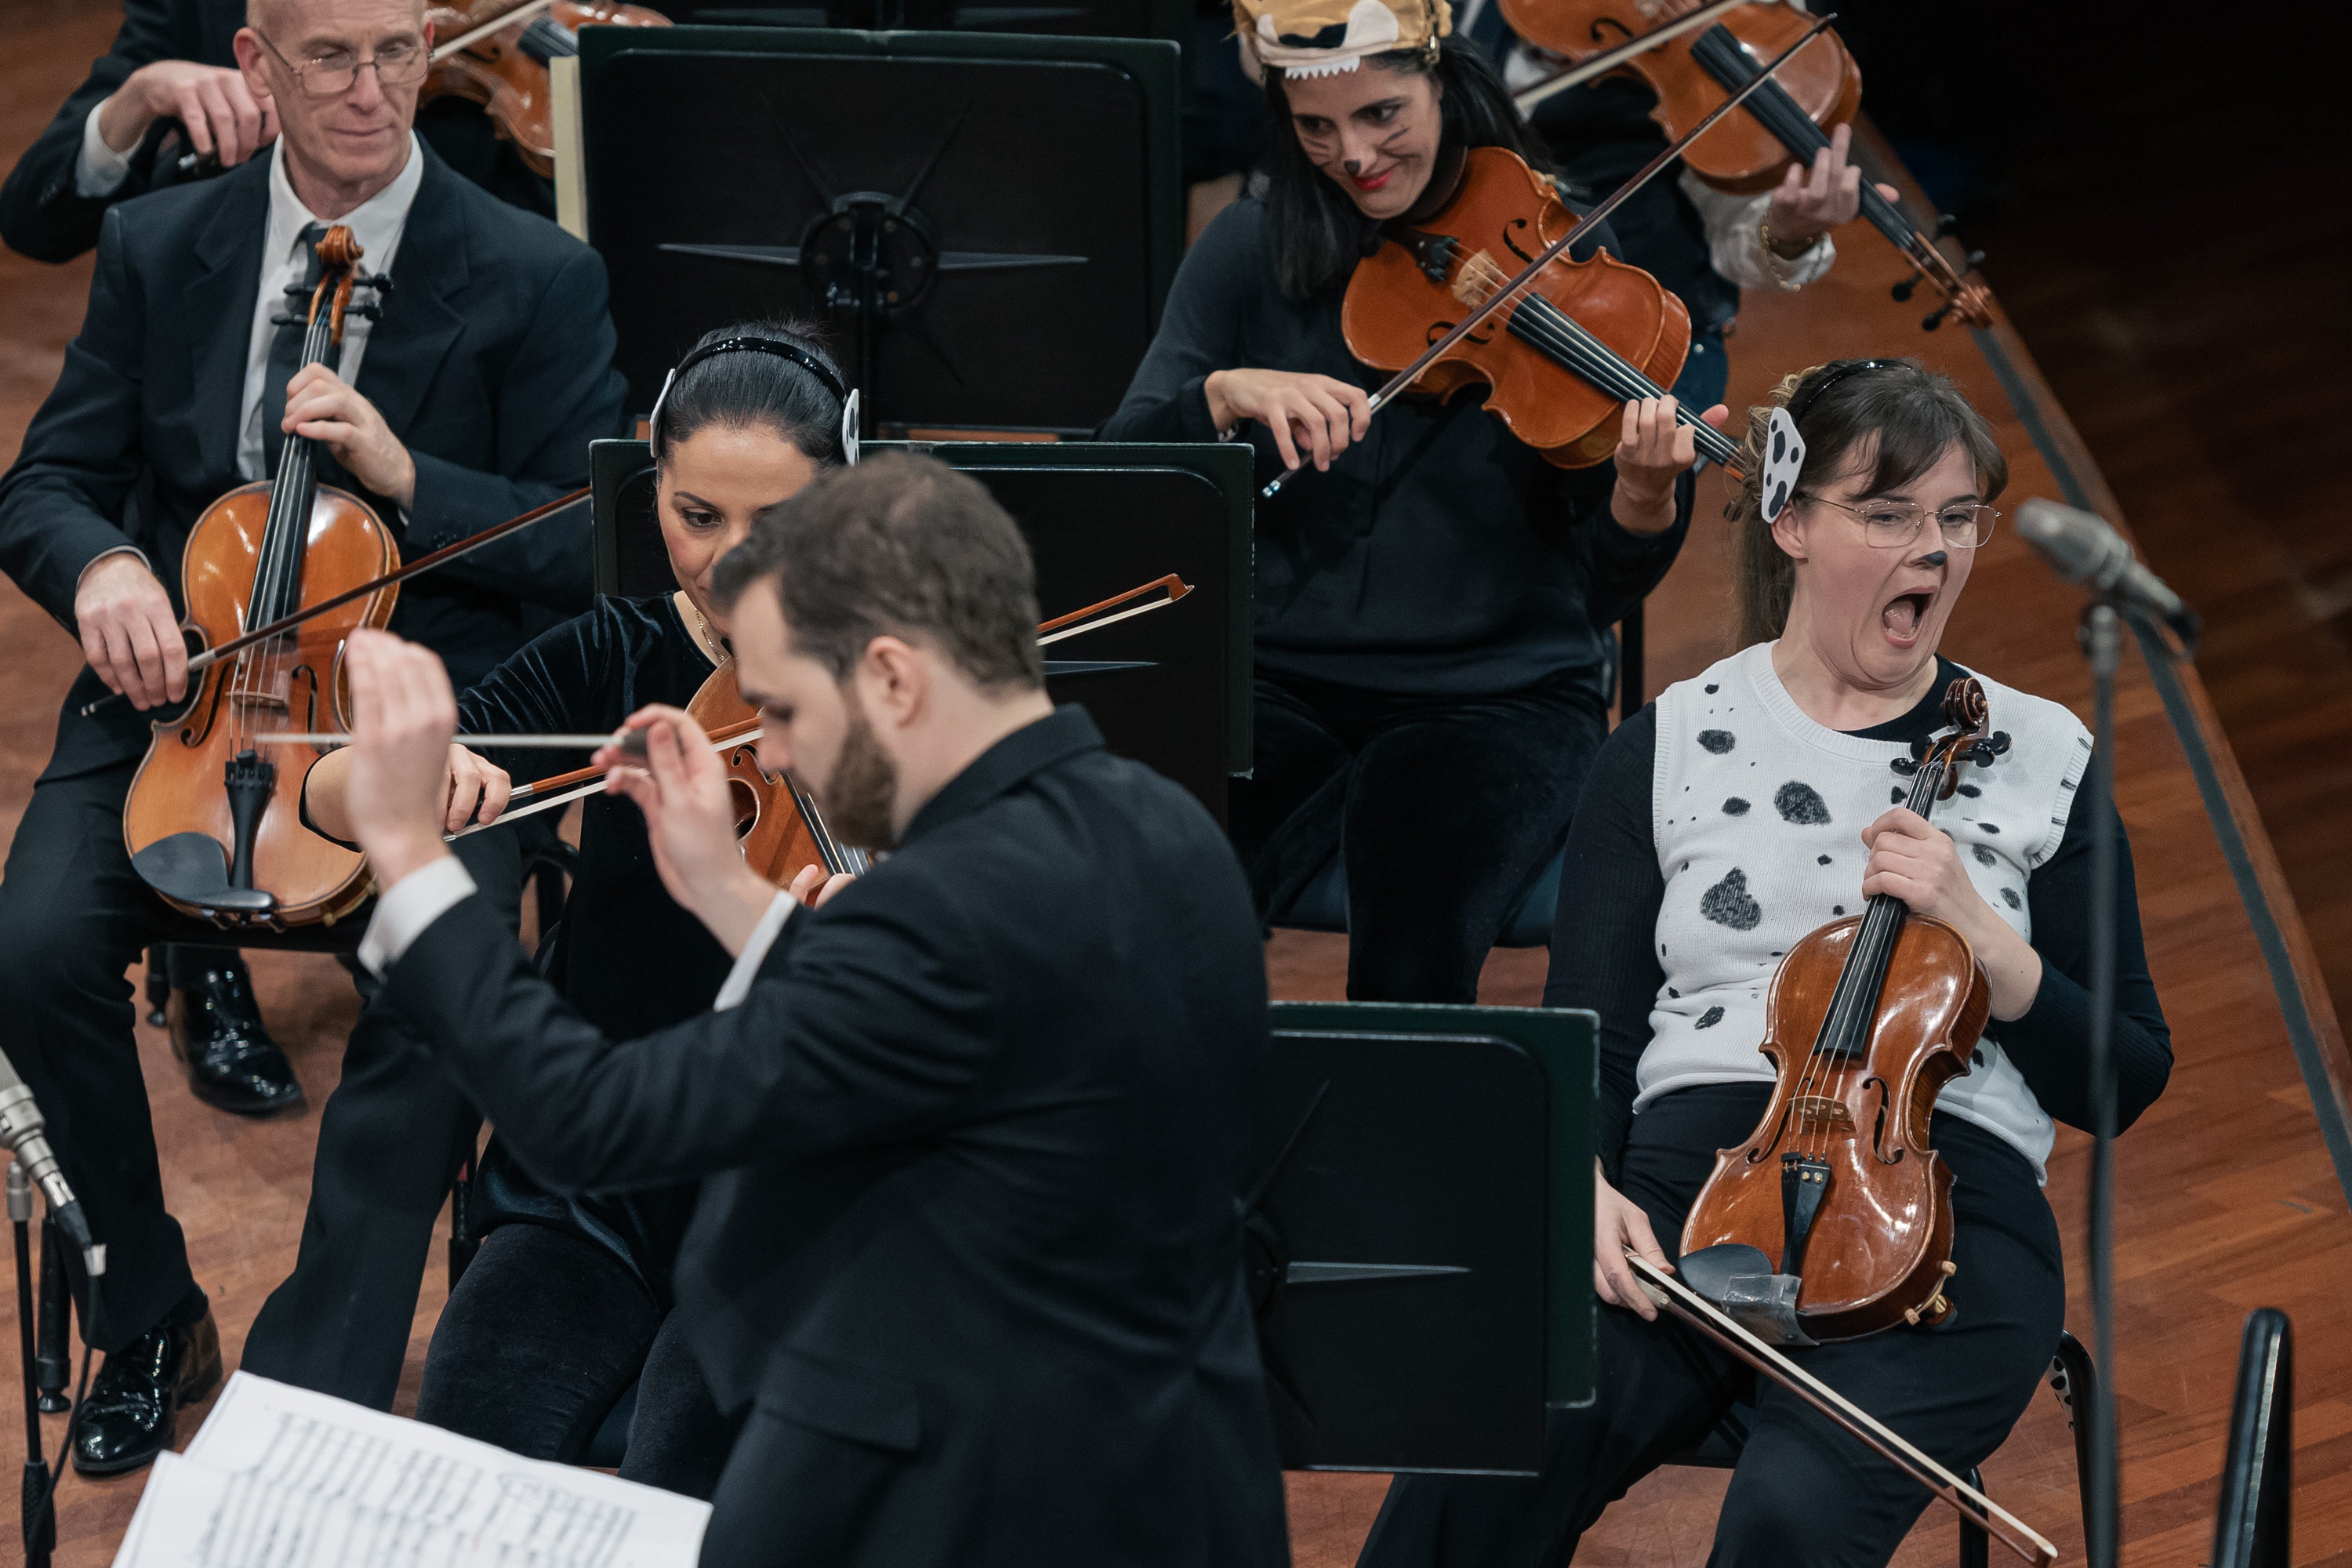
[652,318,848,468]
[1259,37,1551,301]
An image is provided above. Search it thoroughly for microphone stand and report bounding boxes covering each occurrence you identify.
[12,1163,53,1568]
[2078,604,2121,1568]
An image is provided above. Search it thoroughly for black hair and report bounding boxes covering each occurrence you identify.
[652,318,848,468]
[1730,358,2010,646]
[712,452,1045,691]
[1260,37,1552,301]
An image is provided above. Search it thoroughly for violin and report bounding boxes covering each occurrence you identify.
[423,0,671,180]
[122,225,397,929]
[1680,677,2014,1341]
[1501,0,1993,329]
[1341,143,1742,472]
[1262,13,1828,499]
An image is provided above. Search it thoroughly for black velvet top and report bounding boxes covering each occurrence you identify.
[457,593,728,1303]
[1099,194,1693,699]
[1546,656,2174,1174]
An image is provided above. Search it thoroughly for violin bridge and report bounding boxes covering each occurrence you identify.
[1790,1094,1854,1132]
[1450,251,1500,309]
[229,692,292,713]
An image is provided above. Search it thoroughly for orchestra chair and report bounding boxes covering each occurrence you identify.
[1662,1329,2097,1568]
[1267,606,1644,948]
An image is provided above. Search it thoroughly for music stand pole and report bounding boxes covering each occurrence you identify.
[12,1163,54,1568]
[2079,602,2122,1568]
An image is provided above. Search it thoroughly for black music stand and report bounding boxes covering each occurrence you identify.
[588,437,1250,818]
[1250,1002,1597,1476]
[671,0,1186,42]
[575,27,1183,436]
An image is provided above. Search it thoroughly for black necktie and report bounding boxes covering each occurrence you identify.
[261,221,331,478]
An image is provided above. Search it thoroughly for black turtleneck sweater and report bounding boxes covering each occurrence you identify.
[1101,194,1694,699]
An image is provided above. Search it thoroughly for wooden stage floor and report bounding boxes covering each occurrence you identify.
[5,3,2351,1563]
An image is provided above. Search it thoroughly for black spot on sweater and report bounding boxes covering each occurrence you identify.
[1973,845,1997,866]
[1698,730,1736,755]
[1724,797,1751,816]
[1891,786,1905,804]
[1817,854,1832,866]
[1704,684,1719,694]
[1774,782,1831,825]
[1694,1006,1726,1029]
[1699,869,1762,931]
[1980,822,2000,834]
[1957,783,1981,797]
[2001,887,2022,909]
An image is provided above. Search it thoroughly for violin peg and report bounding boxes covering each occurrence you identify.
[1961,250,1987,275]
[1990,731,2011,754]
[1910,736,1933,760]
[1889,755,1919,776]
[1889,269,1922,303]
[1935,212,1960,238]
[1921,303,1953,332]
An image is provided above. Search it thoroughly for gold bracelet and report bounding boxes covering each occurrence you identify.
[1756,216,1810,292]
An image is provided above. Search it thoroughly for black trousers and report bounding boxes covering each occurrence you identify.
[0,757,522,1403]
[1231,668,1609,1002]
[416,1221,739,1497]
[1357,1083,2066,1568]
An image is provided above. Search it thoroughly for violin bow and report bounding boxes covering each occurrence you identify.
[421,575,1192,835]
[1260,11,1836,501]
[79,486,593,717]
[1509,0,1750,114]
[1037,572,1192,646]
[430,0,557,61]
[1624,1252,2058,1566]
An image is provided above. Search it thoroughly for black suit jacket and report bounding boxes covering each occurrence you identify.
[0,144,626,780]
[0,0,553,264]
[383,707,1289,1567]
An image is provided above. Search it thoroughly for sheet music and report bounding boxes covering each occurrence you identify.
[113,1373,710,1568]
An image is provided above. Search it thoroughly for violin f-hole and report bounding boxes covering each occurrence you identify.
[1501,216,1539,267]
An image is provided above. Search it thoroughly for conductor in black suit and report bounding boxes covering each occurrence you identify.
[0,0,624,1473]
[0,0,554,265]
[331,453,1289,1567]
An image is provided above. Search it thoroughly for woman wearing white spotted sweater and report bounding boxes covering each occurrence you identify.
[1360,358,2172,1568]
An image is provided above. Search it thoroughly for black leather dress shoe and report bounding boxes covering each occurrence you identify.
[72,1308,223,1476]
[168,962,303,1116]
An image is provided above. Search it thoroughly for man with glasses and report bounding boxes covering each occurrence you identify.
[0,0,626,1475]
[0,0,557,265]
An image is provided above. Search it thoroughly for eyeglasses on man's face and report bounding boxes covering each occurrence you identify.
[256,30,429,96]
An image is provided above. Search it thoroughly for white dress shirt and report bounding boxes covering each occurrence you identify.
[359,855,796,1014]
[75,101,138,198]
[234,133,426,482]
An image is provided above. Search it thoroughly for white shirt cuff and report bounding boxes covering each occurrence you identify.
[713,891,795,1011]
[76,100,136,198]
[358,855,479,977]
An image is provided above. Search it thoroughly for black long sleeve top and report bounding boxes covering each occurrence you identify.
[454,593,728,1298]
[1546,657,2173,1174]
[1099,194,1693,698]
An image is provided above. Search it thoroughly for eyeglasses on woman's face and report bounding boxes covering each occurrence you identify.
[1797,494,1999,550]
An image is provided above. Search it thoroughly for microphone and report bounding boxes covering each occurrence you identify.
[2013,499,2201,646]
[0,1047,103,1274]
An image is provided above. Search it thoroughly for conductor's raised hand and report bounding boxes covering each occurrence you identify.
[598,706,778,956]
[1205,368,1372,474]
[342,628,462,887]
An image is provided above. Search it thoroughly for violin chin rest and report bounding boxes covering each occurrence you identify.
[1675,1243,1817,1348]
[132,832,278,913]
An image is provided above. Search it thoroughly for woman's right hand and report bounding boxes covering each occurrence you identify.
[1206,368,1371,473]
[1594,1163,1672,1320]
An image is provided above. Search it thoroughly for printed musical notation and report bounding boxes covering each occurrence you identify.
[112,1373,709,1568]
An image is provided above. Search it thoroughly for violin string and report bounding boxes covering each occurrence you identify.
[1453,253,1740,465]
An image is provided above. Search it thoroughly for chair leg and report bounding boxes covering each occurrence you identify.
[1958,1463,1991,1568]
[144,945,172,1027]
[2053,1330,2099,1540]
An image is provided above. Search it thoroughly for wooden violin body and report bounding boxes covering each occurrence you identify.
[1342,146,1692,469]
[687,662,861,889]
[122,224,397,930]
[423,0,671,180]
[123,485,398,928]
[1680,913,1984,1341]
[1501,0,1861,193]
[1682,677,2008,1341]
